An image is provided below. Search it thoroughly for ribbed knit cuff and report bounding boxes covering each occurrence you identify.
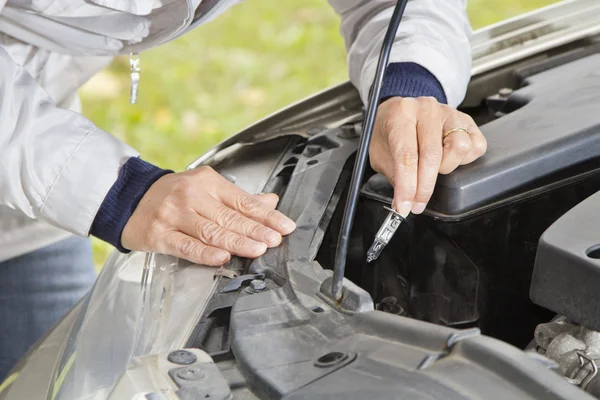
[90,157,174,253]
[380,62,447,104]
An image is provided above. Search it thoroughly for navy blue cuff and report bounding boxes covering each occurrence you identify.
[90,157,174,253]
[379,62,447,104]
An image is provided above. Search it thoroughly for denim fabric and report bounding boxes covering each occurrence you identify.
[0,236,96,380]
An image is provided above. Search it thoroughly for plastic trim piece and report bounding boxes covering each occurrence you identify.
[531,190,600,330]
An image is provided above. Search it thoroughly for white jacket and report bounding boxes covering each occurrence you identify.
[0,0,471,262]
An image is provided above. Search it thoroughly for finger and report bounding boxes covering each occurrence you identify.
[369,132,396,182]
[196,196,282,247]
[460,118,487,164]
[412,99,443,214]
[179,213,268,258]
[215,181,296,235]
[254,193,279,210]
[439,116,473,175]
[161,231,231,266]
[387,102,419,216]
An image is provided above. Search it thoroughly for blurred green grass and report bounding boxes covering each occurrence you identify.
[81,0,559,267]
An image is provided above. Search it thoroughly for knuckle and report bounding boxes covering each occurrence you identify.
[382,114,414,138]
[154,204,172,222]
[263,209,280,224]
[453,139,472,155]
[382,96,408,112]
[440,104,458,117]
[238,195,261,215]
[396,151,419,168]
[173,237,199,257]
[232,235,250,251]
[233,215,260,238]
[419,96,438,108]
[214,207,237,227]
[197,222,220,244]
[248,222,265,238]
[473,137,488,156]
[171,177,194,198]
[196,165,216,176]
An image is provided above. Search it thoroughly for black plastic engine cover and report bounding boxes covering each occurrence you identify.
[364,54,600,218]
[530,190,600,330]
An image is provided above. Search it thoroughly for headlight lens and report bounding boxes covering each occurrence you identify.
[50,251,217,400]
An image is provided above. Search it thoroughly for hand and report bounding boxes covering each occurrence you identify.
[370,97,487,216]
[121,166,296,266]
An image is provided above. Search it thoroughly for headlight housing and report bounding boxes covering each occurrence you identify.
[39,251,216,400]
[0,238,223,400]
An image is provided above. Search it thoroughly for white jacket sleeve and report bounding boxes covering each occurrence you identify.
[329,0,472,107]
[0,46,139,236]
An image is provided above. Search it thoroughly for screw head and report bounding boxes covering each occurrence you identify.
[498,87,513,97]
[168,350,197,365]
[250,279,267,291]
[303,144,322,157]
[337,125,358,139]
[176,366,206,381]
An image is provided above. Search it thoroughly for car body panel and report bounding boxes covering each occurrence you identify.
[3,1,600,399]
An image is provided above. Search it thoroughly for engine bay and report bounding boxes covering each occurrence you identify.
[181,44,600,399]
[312,52,600,393]
[186,48,600,399]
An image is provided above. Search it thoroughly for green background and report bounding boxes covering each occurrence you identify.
[80,0,559,267]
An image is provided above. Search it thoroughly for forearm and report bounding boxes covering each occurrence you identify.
[0,45,139,236]
[329,0,472,106]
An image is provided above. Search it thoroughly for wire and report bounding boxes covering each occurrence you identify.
[332,0,410,301]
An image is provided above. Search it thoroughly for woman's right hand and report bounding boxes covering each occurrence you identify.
[121,166,296,266]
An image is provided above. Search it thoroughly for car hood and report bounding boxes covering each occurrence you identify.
[3,1,600,399]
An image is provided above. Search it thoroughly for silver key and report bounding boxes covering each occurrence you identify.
[129,53,140,104]
[366,206,404,263]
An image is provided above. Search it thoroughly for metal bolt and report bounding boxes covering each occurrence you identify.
[250,279,267,291]
[176,366,206,381]
[337,125,359,139]
[303,144,322,157]
[498,87,513,98]
[168,350,197,365]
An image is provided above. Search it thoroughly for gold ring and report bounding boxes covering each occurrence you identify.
[443,127,469,139]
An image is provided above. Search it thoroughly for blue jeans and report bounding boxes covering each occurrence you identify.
[0,236,96,380]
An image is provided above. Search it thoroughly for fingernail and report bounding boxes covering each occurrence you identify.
[396,201,413,217]
[264,230,281,246]
[280,219,296,233]
[412,202,426,214]
[215,251,229,263]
